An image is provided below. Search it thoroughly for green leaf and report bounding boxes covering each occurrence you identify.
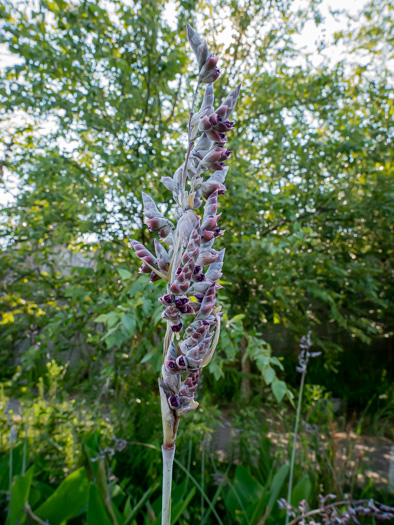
[0,445,25,492]
[250,492,269,525]
[95,314,108,323]
[118,268,132,280]
[87,483,113,525]
[258,464,289,525]
[225,465,264,519]
[272,380,287,403]
[34,467,89,525]
[263,366,276,385]
[29,481,54,508]
[270,357,284,371]
[140,351,153,364]
[7,466,34,525]
[121,313,136,335]
[267,464,289,512]
[209,361,224,380]
[107,312,120,328]
[123,496,132,518]
[171,487,196,524]
[123,483,159,525]
[291,474,312,506]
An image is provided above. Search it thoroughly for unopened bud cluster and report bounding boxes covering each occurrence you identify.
[296,331,321,374]
[131,23,240,418]
[278,496,394,524]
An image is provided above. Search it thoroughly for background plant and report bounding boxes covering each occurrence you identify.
[0,0,393,522]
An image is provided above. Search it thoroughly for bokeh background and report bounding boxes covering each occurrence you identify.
[0,0,393,523]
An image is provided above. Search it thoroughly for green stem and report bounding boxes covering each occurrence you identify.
[285,369,306,525]
[22,410,28,476]
[128,441,224,525]
[9,425,14,492]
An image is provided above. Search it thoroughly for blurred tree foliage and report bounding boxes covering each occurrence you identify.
[0,0,393,401]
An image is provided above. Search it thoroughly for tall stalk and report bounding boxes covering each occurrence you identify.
[285,332,320,525]
[131,23,241,525]
[161,445,176,524]
[285,368,306,525]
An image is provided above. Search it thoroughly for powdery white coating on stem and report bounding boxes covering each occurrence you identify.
[161,445,176,525]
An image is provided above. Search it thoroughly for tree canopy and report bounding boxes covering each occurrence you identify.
[0,0,393,395]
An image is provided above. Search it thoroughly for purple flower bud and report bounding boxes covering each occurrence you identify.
[206,129,227,144]
[201,147,226,167]
[203,190,218,216]
[194,293,205,303]
[213,120,235,132]
[196,274,206,282]
[131,239,157,267]
[210,161,225,171]
[176,356,188,371]
[175,297,189,306]
[169,281,183,295]
[216,106,228,119]
[145,217,168,232]
[199,57,221,83]
[205,55,218,70]
[201,213,222,231]
[198,115,212,132]
[201,67,221,83]
[159,225,173,239]
[166,360,180,372]
[163,304,181,322]
[197,250,219,265]
[139,263,151,274]
[176,267,182,275]
[150,271,161,282]
[219,149,232,161]
[208,113,219,126]
[158,293,174,305]
[168,395,180,409]
[202,229,215,242]
[178,304,194,314]
[193,265,202,274]
[196,282,216,320]
[171,322,183,333]
[213,228,225,237]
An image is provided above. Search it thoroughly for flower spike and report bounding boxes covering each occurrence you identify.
[129,21,241,524]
